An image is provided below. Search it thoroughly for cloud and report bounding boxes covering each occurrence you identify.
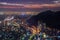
[53,0,60,3]
[0,2,60,9]
[0,2,24,6]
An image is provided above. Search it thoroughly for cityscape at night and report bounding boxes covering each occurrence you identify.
[0,0,60,40]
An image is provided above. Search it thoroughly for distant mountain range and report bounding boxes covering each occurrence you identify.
[28,10,60,29]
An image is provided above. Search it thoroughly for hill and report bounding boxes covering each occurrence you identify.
[28,10,60,29]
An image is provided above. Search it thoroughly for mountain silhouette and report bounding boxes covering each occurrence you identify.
[28,10,60,29]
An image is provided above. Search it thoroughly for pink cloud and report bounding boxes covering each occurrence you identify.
[0,2,60,9]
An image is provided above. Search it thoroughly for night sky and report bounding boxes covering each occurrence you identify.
[0,0,60,12]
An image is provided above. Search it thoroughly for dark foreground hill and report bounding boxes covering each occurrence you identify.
[28,10,60,29]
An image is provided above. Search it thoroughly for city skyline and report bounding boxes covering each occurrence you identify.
[0,11,39,15]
